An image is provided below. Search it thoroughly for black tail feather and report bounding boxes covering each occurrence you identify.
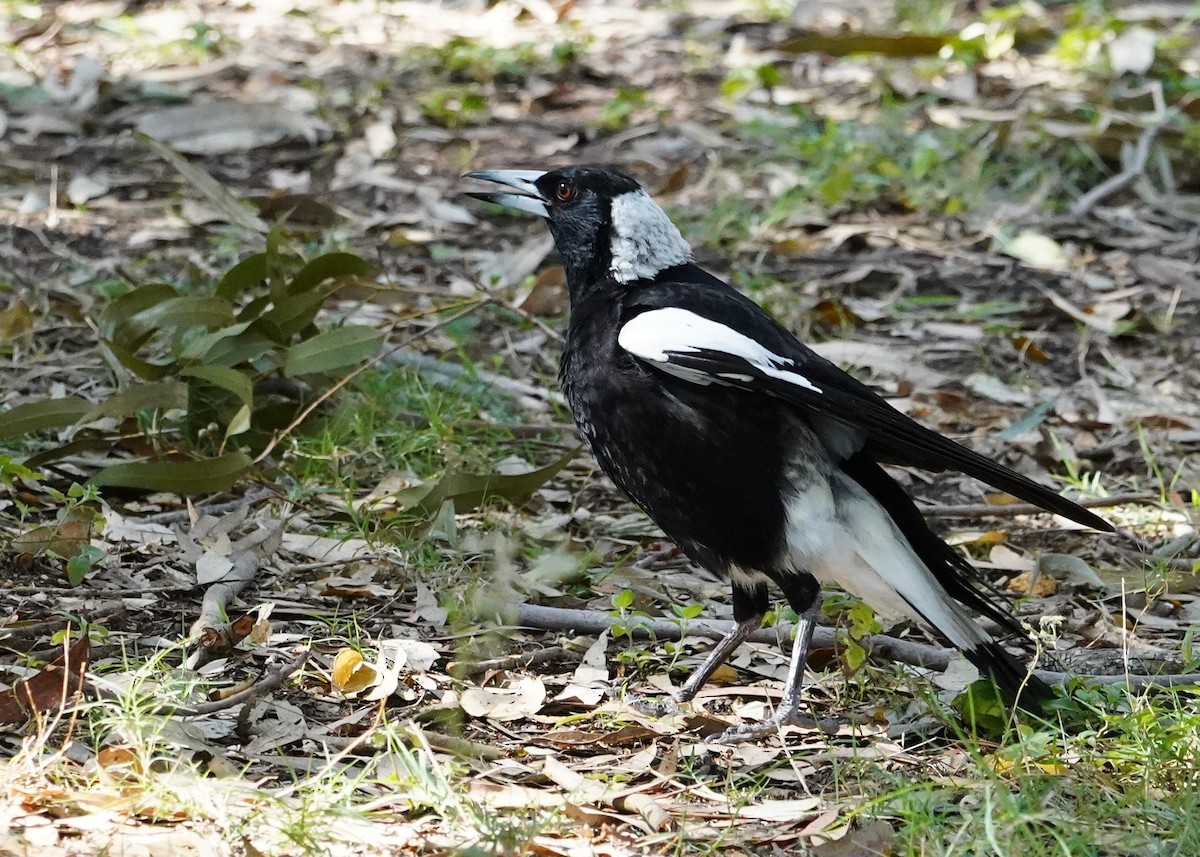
[963,641,1054,714]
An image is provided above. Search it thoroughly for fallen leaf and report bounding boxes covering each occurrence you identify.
[135,102,330,155]
[0,635,90,726]
[1037,553,1105,588]
[995,230,1068,271]
[1108,26,1156,75]
[1007,571,1057,597]
[331,649,378,695]
[460,676,546,721]
[813,820,895,856]
[556,632,609,705]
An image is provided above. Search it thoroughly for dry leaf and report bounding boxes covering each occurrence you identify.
[460,676,546,721]
[1007,571,1057,597]
[556,632,608,705]
[1108,26,1156,75]
[331,649,378,696]
[135,102,330,155]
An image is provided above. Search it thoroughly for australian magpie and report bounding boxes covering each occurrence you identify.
[464,164,1113,743]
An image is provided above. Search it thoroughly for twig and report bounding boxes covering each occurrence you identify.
[1071,121,1167,217]
[144,487,277,525]
[0,605,126,646]
[422,730,505,761]
[179,650,310,716]
[448,644,576,677]
[510,604,1200,691]
[511,603,951,668]
[922,491,1158,520]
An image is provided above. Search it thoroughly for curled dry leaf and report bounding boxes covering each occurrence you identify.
[0,635,89,726]
[332,649,379,696]
[460,676,546,722]
[1007,571,1058,598]
[555,631,608,705]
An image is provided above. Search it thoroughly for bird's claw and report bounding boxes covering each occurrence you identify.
[712,710,838,745]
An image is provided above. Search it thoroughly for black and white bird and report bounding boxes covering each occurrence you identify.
[464,164,1112,742]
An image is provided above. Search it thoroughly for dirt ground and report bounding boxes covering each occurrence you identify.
[1,0,1199,854]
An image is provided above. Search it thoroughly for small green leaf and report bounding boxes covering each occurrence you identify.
[100,340,172,381]
[391,448,578,516]
[261,281,345,338]
[197,326,278,368]
[177,321,255,362]
[80,381,188,424]
[100,283,179,343]
[180,365,253,406]
[136,131,268,234]
[0,397,90,439]
[92,452,253,494]
[287,252,371,296]
[226,403,253,437]
[137,295,236,334]
[283,326,383,377]
[216,253,269,302]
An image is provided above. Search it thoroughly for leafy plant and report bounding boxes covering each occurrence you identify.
[0,235,381,494]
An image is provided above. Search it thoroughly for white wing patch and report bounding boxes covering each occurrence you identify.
[617,308,823,394]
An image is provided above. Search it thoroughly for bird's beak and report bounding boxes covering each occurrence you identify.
[462,169,549,218]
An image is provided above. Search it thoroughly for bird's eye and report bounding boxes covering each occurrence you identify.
[555,180,576,202]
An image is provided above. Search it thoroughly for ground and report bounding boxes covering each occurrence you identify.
[1,0,1199,855]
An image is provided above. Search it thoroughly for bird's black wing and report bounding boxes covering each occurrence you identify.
[620,273,1113,532]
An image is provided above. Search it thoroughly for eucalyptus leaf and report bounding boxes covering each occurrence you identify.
[392,449,578,516]
[92,452,254,494]
[288,252,371,296]
[180,365,253,406]
[136,131,268,234]
[216,253,269,301]
[80,381,188,424]
[100,339,172,381]
[283,326,383,377]
[100,283,178,342]
[0,397,90,439]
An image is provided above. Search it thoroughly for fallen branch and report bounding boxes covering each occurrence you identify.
[180,650,310,717]
[512,603,948,667]
[448,644,577,677]
[922,491,1157,520]
[88,650,311,718]
[176,511,283,668]
[1071,121,1166,217]
[510,604,1198,691]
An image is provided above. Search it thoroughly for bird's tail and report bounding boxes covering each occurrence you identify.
[960,639,1054,714]
[837,454,1053,714]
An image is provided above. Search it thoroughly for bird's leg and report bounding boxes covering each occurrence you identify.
[714,601,831,744]
[629,614,762,716]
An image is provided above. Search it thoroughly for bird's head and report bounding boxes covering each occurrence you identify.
[464,165,692,290]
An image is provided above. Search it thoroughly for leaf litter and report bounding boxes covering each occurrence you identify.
[1,0,1199,854]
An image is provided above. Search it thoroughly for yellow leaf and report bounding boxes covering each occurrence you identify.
[709,664,740,685]
[331,648,377,695]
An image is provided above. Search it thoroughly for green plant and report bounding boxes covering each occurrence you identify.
[0,234,381,494]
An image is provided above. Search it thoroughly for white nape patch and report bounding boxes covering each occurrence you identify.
[618,308,823,394]
[783,472,989,651]
[609,190,692,283]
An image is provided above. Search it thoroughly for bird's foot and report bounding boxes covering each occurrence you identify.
[712,709,838,745]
